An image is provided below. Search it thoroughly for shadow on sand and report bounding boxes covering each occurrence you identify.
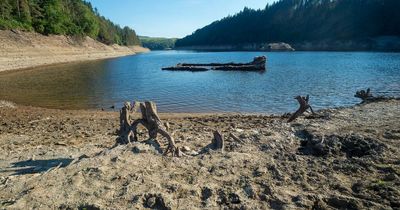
[0,158,73,175]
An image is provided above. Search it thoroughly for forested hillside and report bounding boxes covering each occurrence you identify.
[176,0,400,49]
[139,36,177,50]
[0,0,141,46]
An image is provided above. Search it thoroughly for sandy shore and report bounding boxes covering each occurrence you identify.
[0,30,150,72]
[0,100,399,209]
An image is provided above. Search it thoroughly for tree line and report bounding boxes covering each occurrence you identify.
[139,36,177,50]
[175,0,400,47]
[0,0,141,46]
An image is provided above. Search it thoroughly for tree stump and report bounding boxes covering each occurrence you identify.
[129,101,182,156]
[288,95,315,122]
[354,88,374,102]
[119,102,133,144]
[211,130,224,151]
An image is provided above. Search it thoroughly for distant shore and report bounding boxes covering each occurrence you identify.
[175,36,400,52]
[0,30,150,73]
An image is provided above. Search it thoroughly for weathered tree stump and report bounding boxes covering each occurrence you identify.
[288,95,315,122]
[354,88,373,102]
[211,130,224,151]
[119,102,133,144]
[118,101,182,156]
[129,101,182,156]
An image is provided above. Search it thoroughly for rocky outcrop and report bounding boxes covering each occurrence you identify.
[262,42,295,51]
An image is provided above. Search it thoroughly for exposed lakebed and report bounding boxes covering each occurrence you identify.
[0,51,399,112]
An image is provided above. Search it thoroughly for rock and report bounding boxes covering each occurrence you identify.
[383,131,400,140]
[325,196,361,210]
[146,196,157,208]
[229,193,241,204]
[201,187,213,201]
[181,146,191,152]
[243,184,256,198]
[383,173,398,181]
[0,100,16,108]
[77,204,101,210]
[254,167,267,177]
[144,194,171,210]
[264,42,295,51]
[131,141,161,154]
[298,132,385,158]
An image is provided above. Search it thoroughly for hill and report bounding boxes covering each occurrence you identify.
[0,0,141,46]
[139,36,177,50]
[0,30,149,72]
[175,0,400,51]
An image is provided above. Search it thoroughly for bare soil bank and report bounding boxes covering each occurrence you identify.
[0,30,149,72]
[0,100,399,209]
[176,36,400,52]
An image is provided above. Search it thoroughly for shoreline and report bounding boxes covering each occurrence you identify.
[0,30,150,73]
[0,99,356,117]
[0,99,399,209]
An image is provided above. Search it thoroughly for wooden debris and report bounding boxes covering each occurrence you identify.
[355,88,373,102]
[128,101,181,157]
[229,133,244,143]
[118,102,133,144]
[161,66,208,71]
[288,95,315,122]
[162,56,266,72]
[211,130,224,151]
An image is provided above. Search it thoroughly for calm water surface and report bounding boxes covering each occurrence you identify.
[0,51,399,113]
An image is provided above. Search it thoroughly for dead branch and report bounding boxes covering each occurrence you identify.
[229,133,244,143]
[288,95,315,122]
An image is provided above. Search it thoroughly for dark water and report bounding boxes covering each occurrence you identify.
[0,51,399,113]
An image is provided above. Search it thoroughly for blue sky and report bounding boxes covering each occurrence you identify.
[87,0,275,38]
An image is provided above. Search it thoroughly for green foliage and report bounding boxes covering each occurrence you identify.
[0,0,141,46]
[176,0,400,47]
[139,36,177,50]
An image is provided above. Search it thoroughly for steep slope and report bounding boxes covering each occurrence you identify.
[0,0,141,46]
[176,0,400,51]
[0,30,149,72]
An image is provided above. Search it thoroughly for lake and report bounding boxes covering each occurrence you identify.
[0,51,399,113]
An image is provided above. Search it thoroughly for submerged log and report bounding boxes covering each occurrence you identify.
[162,56,266,72]
[288,95,315,122]
[212,65,264,71]
[162,66,208,71]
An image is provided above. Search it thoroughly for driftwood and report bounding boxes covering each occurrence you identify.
[162,56,266,72]
[119,101,182,156]
[229,133,244,143]
[354,88,390,103]
[288,95,315,122]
